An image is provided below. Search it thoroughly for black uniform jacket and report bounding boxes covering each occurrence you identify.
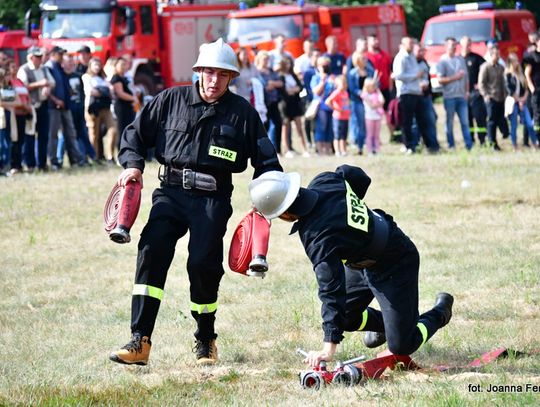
[290,165,413,343]
[119,82,282,193]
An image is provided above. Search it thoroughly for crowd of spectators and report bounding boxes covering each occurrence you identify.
[0,45,140,176]
[229,31,540,158]
[2,31,540,176]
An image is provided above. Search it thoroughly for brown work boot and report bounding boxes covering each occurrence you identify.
[194,338,218,366]
[109,333,151,365]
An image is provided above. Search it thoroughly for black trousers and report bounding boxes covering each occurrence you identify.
[485,99,509,146]
[265,101,282,154]
[468,90,487,144]
[399,94,434,152]
[9,114,26,170]
[114,101,136,149]
[342,243,446,355]
[131,186,233,341]
[532,89,540,135]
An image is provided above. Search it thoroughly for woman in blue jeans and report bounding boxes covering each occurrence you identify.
[310,56,335,155]
[347,52,373,155]
[505,53,539,150]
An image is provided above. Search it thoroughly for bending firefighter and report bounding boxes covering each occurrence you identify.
[249,165,454,367]
[109,39,282,366]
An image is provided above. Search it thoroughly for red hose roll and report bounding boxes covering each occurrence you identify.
[229,209,271,275]
[104,180,142,243]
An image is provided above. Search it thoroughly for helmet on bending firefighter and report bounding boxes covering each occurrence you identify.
[249,171,319,222]
[192,38,240,103]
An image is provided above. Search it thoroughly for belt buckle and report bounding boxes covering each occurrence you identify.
[182,169,193,189]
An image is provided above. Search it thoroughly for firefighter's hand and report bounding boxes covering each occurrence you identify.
[118,168,143,188]
[303,342,337,368]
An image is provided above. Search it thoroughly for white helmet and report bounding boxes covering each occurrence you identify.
[192,38,240,77]
[249,171,301,220]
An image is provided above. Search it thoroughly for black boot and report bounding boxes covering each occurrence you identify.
[434,292,454,327]
[363,331,386,348]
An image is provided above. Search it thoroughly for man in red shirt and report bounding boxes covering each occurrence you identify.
[365,34,393,111]
[366,34,394,137]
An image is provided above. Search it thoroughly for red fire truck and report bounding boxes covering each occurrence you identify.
[0,28,39,66]
[227,1,407,59]
[421,1,537,90]
[26,0,238,93]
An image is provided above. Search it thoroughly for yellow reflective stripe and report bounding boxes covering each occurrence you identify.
[357,309,368,331]
[132,284,164,301]
[208,145,237,162]
[534,125,540,132]
[417,322,428,349]
[190,301,218,314]
[476,127,487,132]
[344,181,369,232]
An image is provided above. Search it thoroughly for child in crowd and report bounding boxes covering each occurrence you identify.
[325,74,350,156]
[361,78,385,155]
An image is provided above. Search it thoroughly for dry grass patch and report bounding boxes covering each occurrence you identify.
[1,138,539,405]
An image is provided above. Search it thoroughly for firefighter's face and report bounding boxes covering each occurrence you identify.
[200,67,233,102]
[278,211,298,223]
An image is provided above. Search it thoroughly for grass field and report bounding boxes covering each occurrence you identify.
[1,130,540,406]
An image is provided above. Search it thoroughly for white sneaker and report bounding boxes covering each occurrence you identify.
[284,151,295,158]
[302,151,311,158]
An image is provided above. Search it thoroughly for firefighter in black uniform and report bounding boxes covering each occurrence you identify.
[109,39,282,366]
[249,165,454,367]
[460,36,488,145]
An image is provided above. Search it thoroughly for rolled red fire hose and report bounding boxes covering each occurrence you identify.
[104,180,142,243]
[229,209,270,275]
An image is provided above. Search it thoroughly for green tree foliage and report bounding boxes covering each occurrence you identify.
[0,0,39,30]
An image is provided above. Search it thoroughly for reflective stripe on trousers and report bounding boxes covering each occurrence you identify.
[416,322,428,348]
[190,301,218,314]
[132,284,164,301]
[357,309,369,331]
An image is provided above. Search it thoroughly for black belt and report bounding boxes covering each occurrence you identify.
[348,210,389,270]
[159,166,217,191]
